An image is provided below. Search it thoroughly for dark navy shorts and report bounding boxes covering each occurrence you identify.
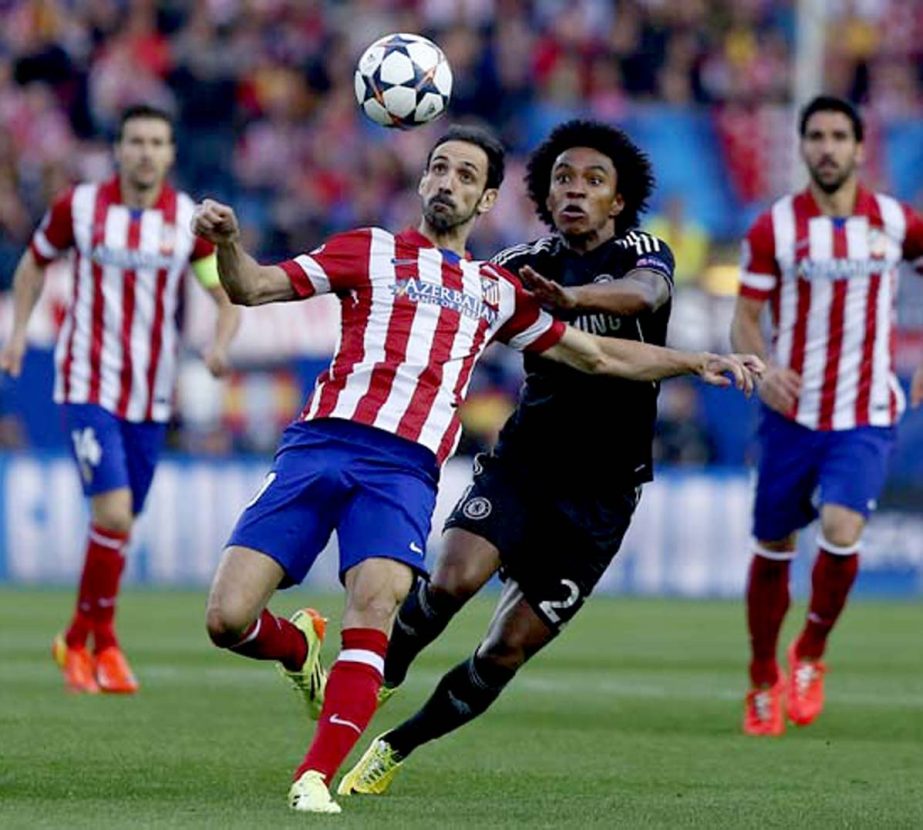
[227,418,438,587]
[445,451,639,630]
[62,403,167,515]
[752,406,896,541]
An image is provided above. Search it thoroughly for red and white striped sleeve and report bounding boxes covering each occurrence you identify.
[901,203,923,275]
[277,228,373,298]
[738,211,779,301]
[30,187,76,265]
[492,268,566,353]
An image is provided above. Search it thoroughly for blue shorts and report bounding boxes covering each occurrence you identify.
[227,418,439,587]
[62,403,167,515]
[752,406,896,541]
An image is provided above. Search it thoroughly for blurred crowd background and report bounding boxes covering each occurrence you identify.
[0,0,922,490]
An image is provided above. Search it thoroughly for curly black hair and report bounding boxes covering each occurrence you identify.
[525,119,655,234]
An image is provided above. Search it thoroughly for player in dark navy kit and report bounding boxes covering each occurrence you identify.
[339,120,741,795]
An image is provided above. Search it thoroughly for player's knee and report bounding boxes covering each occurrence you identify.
[476,640,526,675]
[819,528,861,552]
[205,603,251,648]
[92,508,133,536]
[429,568,478,605]
[820,512,864,550]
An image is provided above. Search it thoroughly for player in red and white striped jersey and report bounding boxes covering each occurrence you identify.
[732,95,923,736]
[195,125,761,814]
[0,105,240,695]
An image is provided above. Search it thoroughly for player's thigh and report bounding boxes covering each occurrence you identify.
[336,465,436,582]
[477,581,556,670]
[120,418,168,516]
[90,488,134,534]
[226,446,344,588]
[502,488,638,632]
[62,403,131,501]
[817,425,896,544]
[441,452,526,593]
[206,545,288,640]
[752,406,824,542]
[342,556,416,633]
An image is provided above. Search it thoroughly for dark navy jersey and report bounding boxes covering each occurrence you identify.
[490,230,675,499]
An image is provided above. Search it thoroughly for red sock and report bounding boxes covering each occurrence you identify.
[228,609,307,671]
[746,553,791,686]
[795,548,859,660]
[294,628,388,784]
[65,524,128,652]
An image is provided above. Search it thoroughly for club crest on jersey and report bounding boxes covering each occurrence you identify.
[462,496,492,520]
[868,228,888,259]
[480,275,500,307]
[159,223,177,256]
[391,277,498,324]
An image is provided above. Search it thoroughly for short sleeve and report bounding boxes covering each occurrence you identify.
[30,187,76,264]
[621,231,675,287]
[278,229,373,298]
[492,268,566,353]
[901,204,923,274]
[738,211,779,300]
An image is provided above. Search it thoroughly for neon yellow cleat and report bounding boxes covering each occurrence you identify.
[337,734,404,796]
[289,770,341,814]
[279,608,327,720]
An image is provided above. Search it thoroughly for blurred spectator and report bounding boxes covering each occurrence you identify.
[645,193,711,287]
[0,0,921,459]
[652,378,714,466]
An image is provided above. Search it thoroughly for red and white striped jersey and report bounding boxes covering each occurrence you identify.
[739,187,923,430]
[279,227,566,464]
[30,177,215,422]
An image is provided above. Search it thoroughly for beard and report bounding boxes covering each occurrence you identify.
[808,160,854,195]
[423,195,475,232]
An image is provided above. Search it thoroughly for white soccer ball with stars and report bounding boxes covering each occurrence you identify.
[354,33,453,129]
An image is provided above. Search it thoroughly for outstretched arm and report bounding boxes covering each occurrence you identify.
[519,264,670,316]
[0,249,47,377]
[192,199,297,306]
[540,325,764,393]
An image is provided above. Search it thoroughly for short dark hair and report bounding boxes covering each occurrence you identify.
[526,119,655,234]
[799,95,864,142]
[426,125,506,190]
[118,105,174,142]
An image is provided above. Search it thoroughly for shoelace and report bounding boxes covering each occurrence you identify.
[362,743,398,783]
[753,690,773,722]
[794,663,818,695]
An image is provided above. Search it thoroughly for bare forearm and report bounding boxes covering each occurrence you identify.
[596,337,702,381]
[216,239,264,305]
[570,282,650,316]
[8,249,46,340]
[730,309,767,359]
[211,291,241,350]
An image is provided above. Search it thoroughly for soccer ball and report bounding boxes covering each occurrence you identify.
[354,33,453,129]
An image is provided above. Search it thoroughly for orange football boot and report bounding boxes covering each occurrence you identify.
[786,643,826,726]
[95,645,139,694]
[51,633,99,693]
[743,677,786,736]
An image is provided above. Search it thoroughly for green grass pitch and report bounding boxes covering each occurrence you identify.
[1,589,921,828]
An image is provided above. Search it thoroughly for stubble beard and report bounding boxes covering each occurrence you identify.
[809,160,855,195]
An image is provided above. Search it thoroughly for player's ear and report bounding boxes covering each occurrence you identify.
[609,193,625,219]
[477,187,498,215]
[855,140,865,166]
